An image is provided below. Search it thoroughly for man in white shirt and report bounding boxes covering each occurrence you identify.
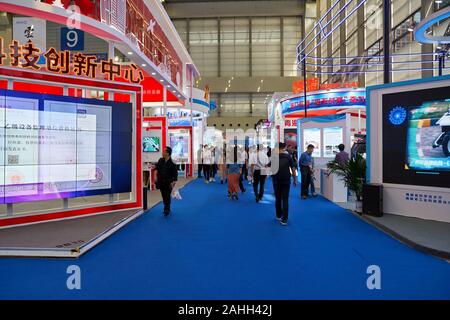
[250,144,270,203]
[202,145,213,183]
[247,145,257,185]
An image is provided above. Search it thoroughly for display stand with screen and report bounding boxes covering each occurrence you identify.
[367,76,450,223]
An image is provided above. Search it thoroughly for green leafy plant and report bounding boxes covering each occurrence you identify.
[326,154,366,201]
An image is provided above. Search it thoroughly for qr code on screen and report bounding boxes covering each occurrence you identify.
[8,155,19,165]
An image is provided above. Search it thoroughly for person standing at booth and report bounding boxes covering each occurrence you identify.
[334,144,350,167]
[299,144,315,200]
[155,146,178,216]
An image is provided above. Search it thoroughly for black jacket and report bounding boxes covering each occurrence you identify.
[272,152,295,184]
[156,157,178,184]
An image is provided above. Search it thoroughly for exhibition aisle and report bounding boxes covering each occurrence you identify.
[0,179,449,299]
[0,178,194,258]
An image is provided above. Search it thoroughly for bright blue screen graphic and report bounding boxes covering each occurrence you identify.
[0,90,132,204]
[388,106,407,126]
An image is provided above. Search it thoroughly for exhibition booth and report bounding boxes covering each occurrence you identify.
[270,87,366,202]
[296,113,366,202]
[367,75,450,223]
[142,87,211,188]
[0,0,198,228]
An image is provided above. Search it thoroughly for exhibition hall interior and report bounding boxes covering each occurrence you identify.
[0,0,449,301]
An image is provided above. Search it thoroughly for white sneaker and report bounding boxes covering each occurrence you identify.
[275,217,282,221]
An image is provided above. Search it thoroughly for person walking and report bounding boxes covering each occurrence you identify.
[197,146,203,179]
[250,144,269,202]
[238,145,247,193]
[271,143,297,226]
[227,146,243,200]
[202,145,212,183]
[155,146,178,216]
[299,144,315,199]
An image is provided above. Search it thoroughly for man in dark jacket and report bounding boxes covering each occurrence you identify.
[155,146,178,216]
[271,143,297,226]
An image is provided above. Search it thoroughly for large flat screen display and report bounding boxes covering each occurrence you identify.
[0,90,133,204]
[382,86,450,188]
[170,131,189,163]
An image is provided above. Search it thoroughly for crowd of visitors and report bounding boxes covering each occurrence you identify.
[158,140,349,226]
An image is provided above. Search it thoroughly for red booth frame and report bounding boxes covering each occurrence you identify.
[0,67,143,228]
[143,116,167,151]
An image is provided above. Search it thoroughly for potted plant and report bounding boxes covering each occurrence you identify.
[326,154,366,213]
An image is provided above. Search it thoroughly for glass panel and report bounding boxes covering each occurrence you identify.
[252,17,281,76]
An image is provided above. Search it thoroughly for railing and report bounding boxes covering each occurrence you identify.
[39,0,182,88]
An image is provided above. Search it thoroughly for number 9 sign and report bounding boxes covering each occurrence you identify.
[61,27,84,51]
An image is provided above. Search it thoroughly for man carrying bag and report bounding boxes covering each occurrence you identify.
[155,146,178,216]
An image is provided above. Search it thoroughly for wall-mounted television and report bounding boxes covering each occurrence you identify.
[143,136,160,153]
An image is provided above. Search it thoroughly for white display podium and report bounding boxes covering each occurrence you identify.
[320,169,348,203]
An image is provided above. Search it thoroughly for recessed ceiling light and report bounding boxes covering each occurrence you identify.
[151,72,156,75]
[142,64,147,67]
[114,56,119,62]
[160,79,164,82]
[127,52,133,55]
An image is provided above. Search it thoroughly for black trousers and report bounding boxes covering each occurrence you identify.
[159,181,173,212]
[212,164,217,178]
[300,165,312,197]
[243,165,248,180]
[239,172,245,192]
[198,164,203,177]
[253,169,266,199]
[203,164,211,180]
[273,182,291,221]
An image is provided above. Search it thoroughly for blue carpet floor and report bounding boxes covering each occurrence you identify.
[0,178,450,300]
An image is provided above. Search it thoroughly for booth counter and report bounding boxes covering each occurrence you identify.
[320,168,348,203]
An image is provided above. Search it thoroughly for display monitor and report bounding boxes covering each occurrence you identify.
[303,128,321,157]
[0,90,133,204]
[323,127,343,158]
[143,136,160,153]
[382,86,450,188]
[284,129,297,148]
